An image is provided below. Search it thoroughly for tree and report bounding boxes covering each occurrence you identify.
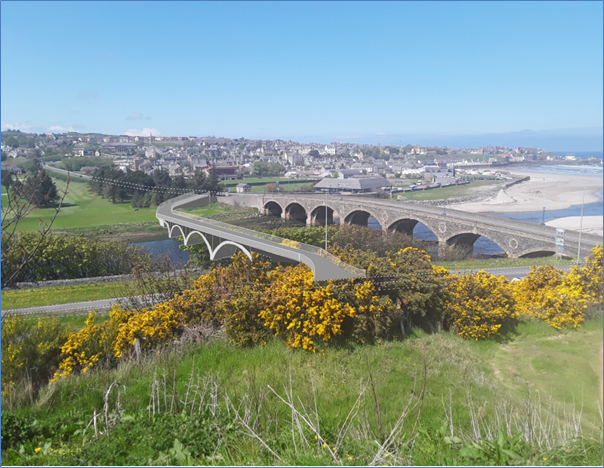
[1,151,6,161]
[5,136,19,148]
[309,149,320,158]
[23,170,59,208]
[1,171,69,289]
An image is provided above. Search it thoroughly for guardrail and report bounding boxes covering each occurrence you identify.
[159,193,366,278]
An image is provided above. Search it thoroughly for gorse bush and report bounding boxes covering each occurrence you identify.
[1,231,150,284]
[1,316,70,399]
[512,265,586,330]
[440,270,517,340]
[17,246,604,388]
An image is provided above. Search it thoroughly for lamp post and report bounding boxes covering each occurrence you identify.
[325,189,328,251]
[577,189,585,265]
[443,198,447,216]
[541,207,545,225]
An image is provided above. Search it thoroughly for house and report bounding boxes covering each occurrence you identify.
[203,165,241,180]
[168,163,183,177]
[314,176,391,194]
[80,166,100,175]
[236,183,252,193]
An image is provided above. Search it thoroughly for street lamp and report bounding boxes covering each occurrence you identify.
[325,190,328,250]
[443,198,447,216]
[541,207,545,225]
[577,189,585,265]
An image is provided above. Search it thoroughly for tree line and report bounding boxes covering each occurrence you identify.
[87,166,223,208]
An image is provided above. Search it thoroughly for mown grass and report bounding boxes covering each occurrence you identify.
[12,180,158,232]
[1,282,130,310]
[3,316,601,466]
[434,256,576,270]
[184,202,257,220]
[397,180,502,201]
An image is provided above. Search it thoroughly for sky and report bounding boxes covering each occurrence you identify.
[1,1,602,151]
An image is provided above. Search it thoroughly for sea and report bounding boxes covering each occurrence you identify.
[133,152,603,261]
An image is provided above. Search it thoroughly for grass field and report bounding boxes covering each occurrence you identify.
[396,180,502,201]
[184,202,257,220]
[1,282,130,310]
[8,179,158,232]
[434,256,576,270]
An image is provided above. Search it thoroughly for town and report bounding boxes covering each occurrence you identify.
[1,130,588,191]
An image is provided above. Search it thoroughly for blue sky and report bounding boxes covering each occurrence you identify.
[1,1,602,150]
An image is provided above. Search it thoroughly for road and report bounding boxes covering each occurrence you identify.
[43,164,92,180]
[3,265,572,317]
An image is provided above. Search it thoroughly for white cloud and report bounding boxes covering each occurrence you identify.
[1,121,33,132]
[377,132,387,136]
[47,125,76,133]
[124,128,161,137]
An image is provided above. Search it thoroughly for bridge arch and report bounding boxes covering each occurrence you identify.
[264,201,283,217]
[184,230,212,250]
[445,232,507,257]
[284,202,308,223]
[310,205,335,226]
[518,250,558,258]
[168,224,186,239]
[212,241,253,261]
[342,209,383,229]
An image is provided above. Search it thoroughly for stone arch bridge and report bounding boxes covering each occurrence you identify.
[222,193,602,259]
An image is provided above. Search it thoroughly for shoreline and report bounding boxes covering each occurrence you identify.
[452,169,603,214]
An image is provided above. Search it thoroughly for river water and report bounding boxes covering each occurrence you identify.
[133,163,603,262]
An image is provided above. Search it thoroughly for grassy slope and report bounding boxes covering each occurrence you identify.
[9,318,602,465]
[1,282,130,310]
[11,179,158,231]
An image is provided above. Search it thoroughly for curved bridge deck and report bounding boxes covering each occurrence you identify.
[156,193,365,281]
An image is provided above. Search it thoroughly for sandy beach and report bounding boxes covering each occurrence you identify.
[453,170,603,214]
[545,216,604,237]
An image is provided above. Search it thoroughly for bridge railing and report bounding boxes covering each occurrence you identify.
[169,198,365,278]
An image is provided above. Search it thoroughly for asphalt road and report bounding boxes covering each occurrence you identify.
[43,164,92,179]
[3,265,574,317]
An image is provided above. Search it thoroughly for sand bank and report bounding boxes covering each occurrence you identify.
[545,216,603,237]
[453,170,603,213]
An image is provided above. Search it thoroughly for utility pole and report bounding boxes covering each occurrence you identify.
[325,189,328,251]
[541,207,546,225]
[577,189,585,265]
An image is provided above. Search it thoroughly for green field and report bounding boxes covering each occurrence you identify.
[1,282,130,310]
[7,179,159,232]
[434,256,576,270]
[397,180,502,201]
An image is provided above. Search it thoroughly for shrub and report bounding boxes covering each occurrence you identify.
[0,412,38,448]
[512,265,586,330]
[442,270,517,340]
[2,315,70,396]
[1,231,150,285]
[567,244,603,307]
[258,266,357,352]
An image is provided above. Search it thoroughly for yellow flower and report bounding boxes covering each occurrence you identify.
[35,447,41,453]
